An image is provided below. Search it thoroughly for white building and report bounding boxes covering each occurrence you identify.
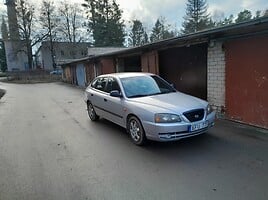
[4,0,29,72]
[5,40,29,71]
[36,41,91,70]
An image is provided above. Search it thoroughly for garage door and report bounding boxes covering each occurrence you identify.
[76,64,85,87]
[159,43,207,100]
[225,35,268,129]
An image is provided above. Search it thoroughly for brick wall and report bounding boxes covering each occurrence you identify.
[207,41,226,116]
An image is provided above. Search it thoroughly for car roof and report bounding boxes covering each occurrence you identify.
[98,72,154,79]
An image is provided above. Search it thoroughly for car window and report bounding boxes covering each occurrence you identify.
[91,77,108,92]
[105,77,121,93]
[121,76,160,98]
[151,75,176,93]
[120,75,175,98]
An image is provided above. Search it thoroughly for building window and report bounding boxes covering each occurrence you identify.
[70,51,76,57]
[61,50,64,56]
[81,50,87,56]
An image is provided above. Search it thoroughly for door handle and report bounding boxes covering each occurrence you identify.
[90,94,93,96]
[104,98,107,102]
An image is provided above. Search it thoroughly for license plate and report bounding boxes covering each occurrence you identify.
[189,121,208,132]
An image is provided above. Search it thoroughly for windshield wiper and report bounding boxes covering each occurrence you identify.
[150,90,175,96]
[128,94,149,98]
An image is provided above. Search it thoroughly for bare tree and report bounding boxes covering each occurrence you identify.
[15,0,35,69]
[40,0,59,69]
[58,1,86,43]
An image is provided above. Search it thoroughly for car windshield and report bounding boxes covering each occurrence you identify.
[120,75,176,98]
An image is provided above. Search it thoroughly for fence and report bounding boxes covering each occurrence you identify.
[6,70,62,81]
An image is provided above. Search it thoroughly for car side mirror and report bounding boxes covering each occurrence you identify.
[170,83,176,88]
[110,90,122,98]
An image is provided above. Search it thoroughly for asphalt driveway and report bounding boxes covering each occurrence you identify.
[0,82,267,200]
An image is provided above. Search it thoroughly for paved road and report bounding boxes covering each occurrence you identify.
[0,82,267,200]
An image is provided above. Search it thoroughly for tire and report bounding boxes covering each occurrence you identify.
[127,116,146,145]
[87,102,99,121]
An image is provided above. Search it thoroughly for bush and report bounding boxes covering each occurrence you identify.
[0,88,6,99]
[0,72,7,77]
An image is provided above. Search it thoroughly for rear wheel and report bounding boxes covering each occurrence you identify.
[87,102,99,121]
[127,116,146,145]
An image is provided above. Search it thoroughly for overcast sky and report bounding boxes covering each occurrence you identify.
[1,0,268,31]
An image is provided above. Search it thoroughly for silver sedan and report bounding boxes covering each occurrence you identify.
[84,73,215,145]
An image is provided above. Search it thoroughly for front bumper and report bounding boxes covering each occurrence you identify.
[142,111,216,142]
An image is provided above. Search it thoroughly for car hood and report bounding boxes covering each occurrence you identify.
[128,92,207,114]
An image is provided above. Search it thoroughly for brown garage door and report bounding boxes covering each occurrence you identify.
[225,35,268,129]
[159,43,207,100]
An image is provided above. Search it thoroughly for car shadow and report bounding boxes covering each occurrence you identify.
[94,118,222,152]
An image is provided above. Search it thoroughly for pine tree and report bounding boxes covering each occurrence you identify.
[108,0,125,46]
[83,0,125,47]
[150,19,164,42]
[216,14,234,27]
[150,17,175,42]
[254,10,262,19]
[235,10,252,23]
[129,20,148,46]
[181,0,213,34]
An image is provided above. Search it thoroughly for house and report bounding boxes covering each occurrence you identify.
[61,17,268,129]
[4,40,29,71]
[36,41,91,70]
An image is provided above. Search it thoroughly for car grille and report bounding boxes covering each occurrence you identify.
[183,109,204,122]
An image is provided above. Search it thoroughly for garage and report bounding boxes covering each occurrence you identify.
[225,35,268,129]
[159,43,208,100]
[117,55,141,72]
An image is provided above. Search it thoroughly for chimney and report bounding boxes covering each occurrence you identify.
[5,0,20,40]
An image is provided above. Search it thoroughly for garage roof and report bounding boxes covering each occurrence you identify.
[62,16,268,66]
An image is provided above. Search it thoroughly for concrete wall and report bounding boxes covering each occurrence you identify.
[39,42,90,70]
[207,41,226,115]
[5,40,28,71]
[39,44,52,70]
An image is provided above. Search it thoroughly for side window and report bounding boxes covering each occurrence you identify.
[105,77,121,93]
[91,77,108,92]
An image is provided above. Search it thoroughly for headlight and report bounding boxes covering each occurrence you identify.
[155,113,181,123]
[207,104,213,114]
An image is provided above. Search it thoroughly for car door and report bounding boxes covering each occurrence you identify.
[101,77,125,127]
[90,77,109,117]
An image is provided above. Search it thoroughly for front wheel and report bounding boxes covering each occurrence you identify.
[127,116,146,145]
[87,102,99,121]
